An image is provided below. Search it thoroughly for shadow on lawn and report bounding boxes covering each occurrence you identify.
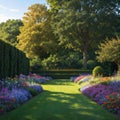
[0,80,118,120]
[16,90,117,120]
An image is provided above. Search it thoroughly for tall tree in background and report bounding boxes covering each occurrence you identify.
[47,0,120,69]
[17,4,55,59]
[47,0,63,11]
[0,19,23,46]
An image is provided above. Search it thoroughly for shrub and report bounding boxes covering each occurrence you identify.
[92,66,104,77]
[87,60,97,69]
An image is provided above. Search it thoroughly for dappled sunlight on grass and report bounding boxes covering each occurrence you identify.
[0,79,118,120]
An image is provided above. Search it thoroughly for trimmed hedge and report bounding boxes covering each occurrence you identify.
[0,40,29,79]
[31,69,92,79]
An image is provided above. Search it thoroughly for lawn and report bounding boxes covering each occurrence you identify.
[0,79,118,120]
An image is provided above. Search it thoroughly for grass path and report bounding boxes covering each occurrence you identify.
[0,79,118,120]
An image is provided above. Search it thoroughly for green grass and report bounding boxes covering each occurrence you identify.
[0,79,118,120]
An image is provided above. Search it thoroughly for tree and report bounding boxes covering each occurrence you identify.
[41,48,83,69]
[47,0,120,69]
[0,19,23,46]
[17,4,55,59]
[115,16,120,36]
[96,37,120,73]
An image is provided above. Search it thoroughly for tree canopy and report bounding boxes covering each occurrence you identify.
[96,37,120,72]
[47,0,120,69]
[0,19,23,46]
[14,1,120,70]
[17,4,55,59]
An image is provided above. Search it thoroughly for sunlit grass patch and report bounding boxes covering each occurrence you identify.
[0,79,117,120]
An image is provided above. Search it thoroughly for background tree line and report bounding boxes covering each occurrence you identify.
[0,0,120,73]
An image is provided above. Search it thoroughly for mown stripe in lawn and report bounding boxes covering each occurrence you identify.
[0,79,118,120]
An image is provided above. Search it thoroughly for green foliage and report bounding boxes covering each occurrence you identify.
[15,1,120,70]
[96,37,120,72]
[1,1,118,71]
[115,16,120,36]
[41,51,83,69]
[30,57,43,71]
[30,48,96,70]
[87,60,97,70]
[30,57,42,67]
[47,0,119,69]
[17,4,55,59]
[100,62,113,76]
[41,54,59,69]
[0,39,29,79]
[92,66,104,77]
[31,69,91,79]
[0,19,23,46]
[47,0,62,11]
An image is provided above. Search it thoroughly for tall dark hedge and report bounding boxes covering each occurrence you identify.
[0,40,29,79]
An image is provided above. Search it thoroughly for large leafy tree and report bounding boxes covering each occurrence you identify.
[17,4,55,59]
[47,0,120,69]
[0,19,23,46]
[96,37,120,73]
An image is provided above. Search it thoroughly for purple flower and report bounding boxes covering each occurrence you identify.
[29,85,43,93]
[82,83,120,104]
[9,88,32,104]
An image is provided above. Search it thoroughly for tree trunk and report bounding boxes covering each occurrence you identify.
[83,50,87,69]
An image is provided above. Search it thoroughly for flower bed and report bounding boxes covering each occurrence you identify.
[80,76,120,115]
[71,74,91,83]
[0,73,52,115]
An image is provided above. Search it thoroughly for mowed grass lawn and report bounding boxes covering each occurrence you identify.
[0,79,118,120]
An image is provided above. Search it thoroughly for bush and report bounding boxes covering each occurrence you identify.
[92,66,104,77]
[87,60,97,69]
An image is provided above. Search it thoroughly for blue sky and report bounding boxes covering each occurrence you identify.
[0,0,47,23]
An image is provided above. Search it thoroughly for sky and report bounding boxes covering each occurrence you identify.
[0,0,47,23]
